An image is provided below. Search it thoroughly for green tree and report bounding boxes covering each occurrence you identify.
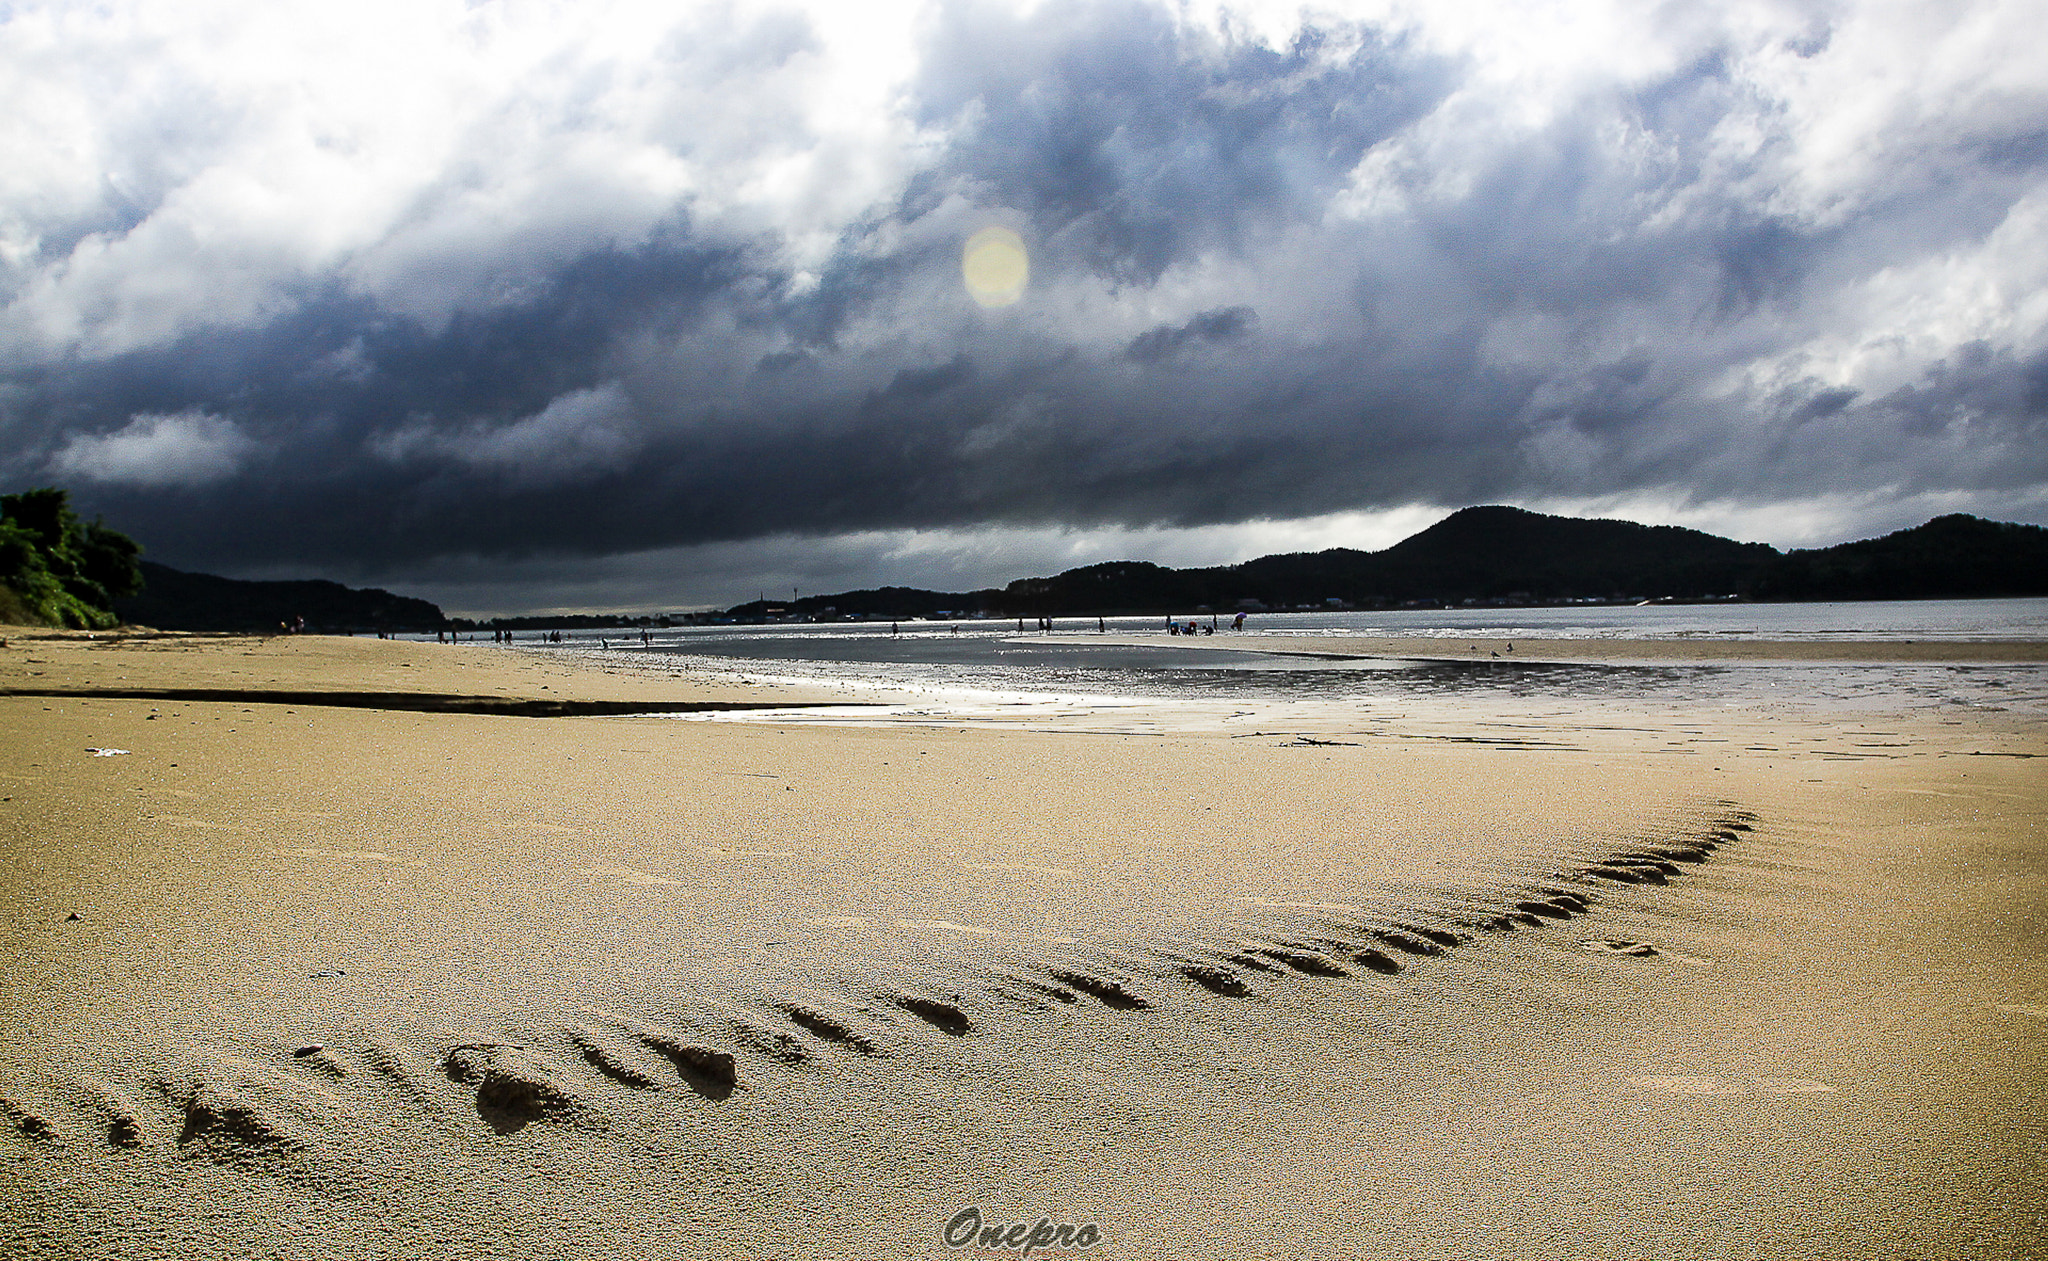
[0,487,144,629]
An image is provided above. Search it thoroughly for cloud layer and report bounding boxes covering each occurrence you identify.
[3,0,2044,612]
[48,409,255,488]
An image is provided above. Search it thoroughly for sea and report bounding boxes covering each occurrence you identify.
[495,597,2048,730]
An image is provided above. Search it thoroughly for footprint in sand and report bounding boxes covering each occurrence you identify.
[442,1044,585,1135]
[1581,938,1716,966]
[889,995,974,1034]
[775,1005,880,1055]
[1178,964,1249,997]
[1046,969,1150,1010]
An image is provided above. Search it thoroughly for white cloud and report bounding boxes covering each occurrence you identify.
[48,409,256,487]
[0,0,941,357]
[373,383,641,484]
[8,0,2038,381]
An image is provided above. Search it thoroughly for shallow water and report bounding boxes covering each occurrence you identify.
[513,598,2048,727]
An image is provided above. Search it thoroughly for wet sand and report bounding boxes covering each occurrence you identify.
[1076,630,2048,664]
[0,628,2042,1258]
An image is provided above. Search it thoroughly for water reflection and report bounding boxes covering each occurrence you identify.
[550,631,2046,723]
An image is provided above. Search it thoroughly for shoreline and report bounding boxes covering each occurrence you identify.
[1060,630,2048,664]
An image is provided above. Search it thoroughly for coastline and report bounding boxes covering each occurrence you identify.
[0,628,2041,1257]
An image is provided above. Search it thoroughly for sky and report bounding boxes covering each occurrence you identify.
[3,0,2044,616]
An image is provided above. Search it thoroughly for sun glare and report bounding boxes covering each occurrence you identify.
[962,225,1029,308]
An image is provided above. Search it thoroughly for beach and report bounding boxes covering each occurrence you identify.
[0,628,2042,1258]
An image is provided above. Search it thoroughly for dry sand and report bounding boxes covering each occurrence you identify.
[0,628,2042,1258]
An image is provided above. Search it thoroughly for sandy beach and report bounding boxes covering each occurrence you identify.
[0,627,2042,1258]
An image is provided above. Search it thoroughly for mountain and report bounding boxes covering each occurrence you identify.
[1749,514,2048,601]
[996,506,1775,614]
[1359,506,1776,602]
[113,561,447,633]
[731,508,2048,621]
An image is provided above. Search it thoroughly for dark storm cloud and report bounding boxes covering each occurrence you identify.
[1125,307,1256,363]
[913,0,1453,285]
[1787,387,1859,424]
[6,231,756,570]
[4,0,2046,610]
[1874,343,2048,463]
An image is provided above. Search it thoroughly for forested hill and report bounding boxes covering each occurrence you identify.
[1240,506,1776,606]
[724,508,2048,620]
[1749,514,2048,601]
[113,561,447,633]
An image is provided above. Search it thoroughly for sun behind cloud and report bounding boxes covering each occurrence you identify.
[962,225,1029,308]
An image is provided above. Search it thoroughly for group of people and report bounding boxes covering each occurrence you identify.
[462,627,660,646]
[477,628,562,643]
[416,617,1254,645]
[1013,616,1111,633]
[1166,611,1249,636]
